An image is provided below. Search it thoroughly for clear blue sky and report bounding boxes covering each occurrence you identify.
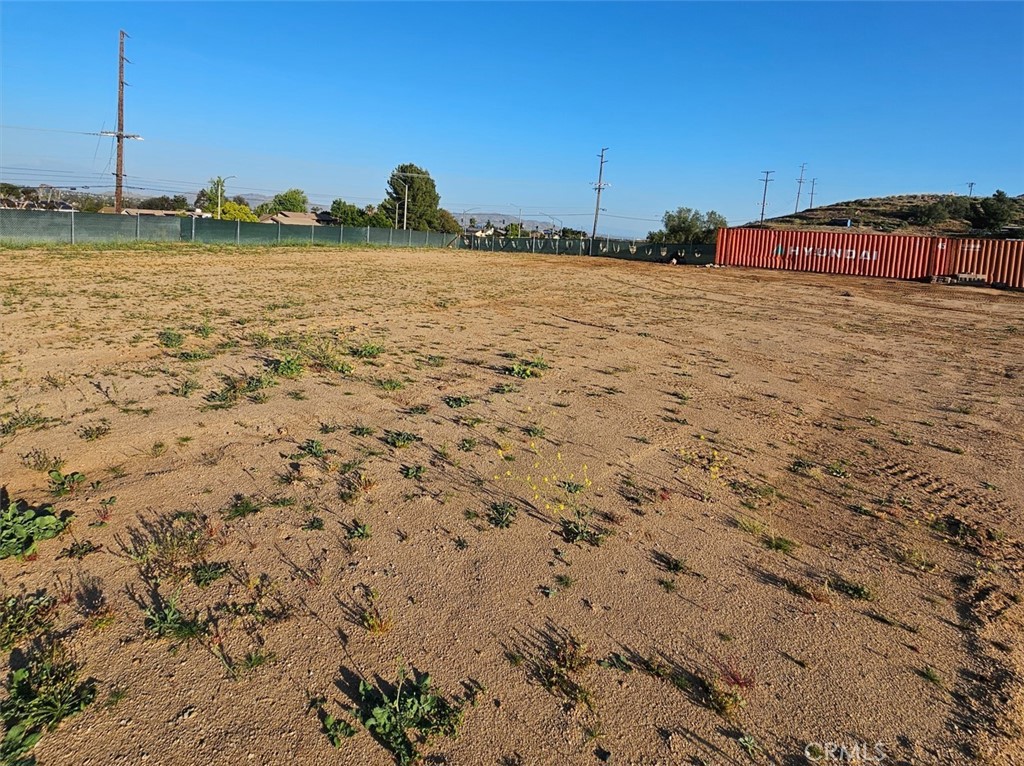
[2,1,1021,237]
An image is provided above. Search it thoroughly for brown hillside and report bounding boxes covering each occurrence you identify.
[752,193,1024,237]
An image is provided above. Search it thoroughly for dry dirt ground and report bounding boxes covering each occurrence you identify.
[0,244,1022,766]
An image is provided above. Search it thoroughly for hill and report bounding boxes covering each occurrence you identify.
[752,192,1024,237]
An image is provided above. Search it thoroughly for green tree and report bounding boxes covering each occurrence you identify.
[330,199,368,226]
[974,190,1014,232]
[647,207,727,243]
[208,177,228,218]
[505,222,523,237]
[194,188,214,213]
[380,164,441,230]
[435,209,463,234]
[255,188,309,217]
[220,200,258,222]
[560,227,587,239]
[138,195,188,211]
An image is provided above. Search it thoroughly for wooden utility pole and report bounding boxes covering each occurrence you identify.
[591,148,609,239]
[104,30,142,212]
[759,170,774,225]
[115,30,127,212]
[794,162,807,213]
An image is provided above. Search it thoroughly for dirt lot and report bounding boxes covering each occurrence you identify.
[0,244,1022,765]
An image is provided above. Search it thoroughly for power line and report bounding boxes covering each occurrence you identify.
[809,178,817,209]
[591,147,608,239]
[758,170,774,225]
[966,181,975,198]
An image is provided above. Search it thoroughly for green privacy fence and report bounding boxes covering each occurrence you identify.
[0,210,462,248]
[0,209,713,265]
[181,216,461,248]
[0,209,181,243]
[463,235,715,264]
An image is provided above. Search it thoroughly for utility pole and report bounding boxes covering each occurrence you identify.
[809,178,817,209]
[102,30,142,213]
[966,181,976,198]
[794,162,807,213]
[759,170,774,225]
[115,30,127,212]
[591,147,608,239]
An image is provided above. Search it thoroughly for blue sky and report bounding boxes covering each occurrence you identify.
[1,1,1022,237]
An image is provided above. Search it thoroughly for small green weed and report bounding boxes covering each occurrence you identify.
[442,395,473,409]
[487,501,517,529]
[350,342,385,359]
[144,592,208,644]
[222,495,262,520]
[57,540,101,560]
[272,354,305,379]
[0,498,70,559]
[349,667,466,766]
[157,329,184,348]
[560,512,606,547]
[918,665,943,687]
[384,430,421,448]
[764,535,798,554]
[191,561,230,588]
[48,470,85,497]
[172,378,201,398]
[346,518,371,540]
[77,420,111,441]
[19,449,65,474]
[829,576,875,601]
[0,640,97,764]
[0,409,48,437]
[0,593,57,649]
[400,465,426,480]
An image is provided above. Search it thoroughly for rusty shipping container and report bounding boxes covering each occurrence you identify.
[715,228,952,281]
[948,238,1024,289]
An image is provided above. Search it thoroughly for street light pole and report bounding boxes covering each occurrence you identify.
[217,175,236,220]
[540,212,562,236]
[390,171,433,231]
[393,180,408,229]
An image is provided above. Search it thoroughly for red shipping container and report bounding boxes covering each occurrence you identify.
[715,228,951,281]
[948,238,1024,289]
[714,227,1024,289]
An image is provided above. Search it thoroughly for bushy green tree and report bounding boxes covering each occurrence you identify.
[255,188,309,217]
[647,207,727,243]
[380,164,441,231]
[220,200,258,222]
[330,199,368,226]
[973,190,1014,232]
[434,209,463,234]
[139,195,188,211]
